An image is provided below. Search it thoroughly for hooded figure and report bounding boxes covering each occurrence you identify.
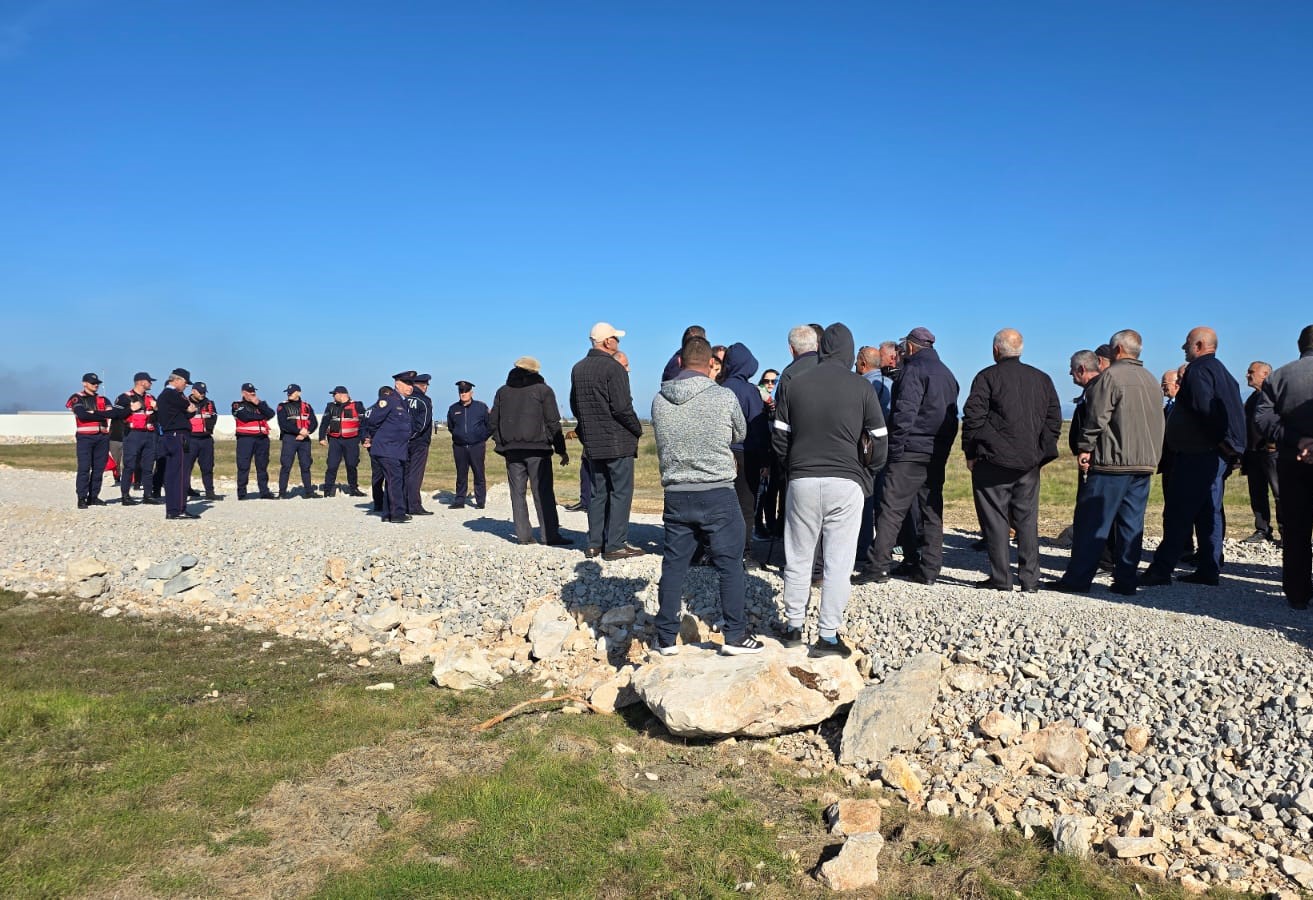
[721,343,767,452]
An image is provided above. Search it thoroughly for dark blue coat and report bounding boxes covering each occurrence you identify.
[447,399,491,445]
[1166,353,1246,457]
[721,342,768,452]
[363,388,412,460]
[406,391,434,445]
[887,346,959,461]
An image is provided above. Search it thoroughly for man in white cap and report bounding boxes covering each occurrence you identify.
[570,322,645,560]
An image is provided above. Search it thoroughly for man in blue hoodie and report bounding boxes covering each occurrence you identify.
[721,342,770,566]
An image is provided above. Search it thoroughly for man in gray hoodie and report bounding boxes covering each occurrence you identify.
[651,336,762,656]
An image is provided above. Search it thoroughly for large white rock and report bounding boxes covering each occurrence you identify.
[366,604,404,632]
[67,558,109,580]
[631,644,862,738]
[817,832,884,891]
[431,643,503,691]
[529,600,575,660]
[71,576,108,599]
[839,652,941,767]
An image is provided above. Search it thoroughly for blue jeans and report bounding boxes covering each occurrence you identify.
[655,488,746,644]
[1063,472,1150,589]
[587,456,634,552]
[1148,451,1226,579]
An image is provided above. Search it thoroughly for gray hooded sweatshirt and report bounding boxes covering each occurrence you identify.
[651,372,746,490]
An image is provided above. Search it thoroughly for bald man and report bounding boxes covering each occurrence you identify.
[1140,327,1246,587]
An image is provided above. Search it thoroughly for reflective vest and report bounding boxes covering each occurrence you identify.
[126,393,155,430]
[331,403,360,439]
[68,393,109,435]
[190,401,215,435]
[234,405,271,436]
[293,401,311,431]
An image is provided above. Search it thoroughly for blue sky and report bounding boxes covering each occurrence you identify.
[3,1,1310,413]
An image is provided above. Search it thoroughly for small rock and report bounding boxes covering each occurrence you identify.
[839,652,941,766]
[431,643,503,691]
[364,682,395,691]
[878,756,923,806]
[1280,855,1313,889]
[824,799,883,836]
[977,710,1021,742]
[100,605,121,618]
[1124,724,1150,753]
[817,832,884,891]
[72,576,108,600]
[1053,815,1096,859]
[1106,836,1165,859]
[67,557,110,580]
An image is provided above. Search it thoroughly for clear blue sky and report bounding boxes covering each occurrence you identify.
[3,1,1310,413]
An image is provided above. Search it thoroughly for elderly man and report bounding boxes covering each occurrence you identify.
[855,326,958,586]
[570,322,644,560]
[1255,325,1313,609]
[962,329,1061,592]
[651,336,761,656]
[447,380,490,509]
[1140,327,1245,588]
[1242,361,1280,544]
[363,371,416,523]
[1051,330,1164,595]
[155,368,200,520]
[489,356,571,546]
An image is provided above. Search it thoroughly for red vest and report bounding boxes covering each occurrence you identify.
[332,403,360,439]
[234,403,270,436]
[189,400,215,434]
[126,393,155,430]
[68,393,109,435]
[294,401,311,431]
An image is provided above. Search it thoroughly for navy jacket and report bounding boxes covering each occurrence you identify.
[447,399,491,445]
[1166,353,1246,458]
[721,342,768,452]
[363,388,412,460]
[155,386,193,433]
[887,346,959,461]
[406,391,434,445]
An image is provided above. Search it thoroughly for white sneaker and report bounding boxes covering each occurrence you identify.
[719,636,764,656]
[656,642,680,657]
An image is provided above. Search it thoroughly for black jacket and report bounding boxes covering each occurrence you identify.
[155,386,192,433]
[887,346,959,460]
[490,367,568,456]
[961,357,1061,471]
[1165,352,1246,458]
[276,399,319,439]
[406,391,434,445]
[318,400,366,440]
[569,349,642,459]
[771,323,887,495]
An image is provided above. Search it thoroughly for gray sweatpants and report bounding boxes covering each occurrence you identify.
[782,476,864,639]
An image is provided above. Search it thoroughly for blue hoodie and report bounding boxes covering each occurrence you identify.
[722,342,768,452]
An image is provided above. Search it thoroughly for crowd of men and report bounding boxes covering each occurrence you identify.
[66,321,1313,643]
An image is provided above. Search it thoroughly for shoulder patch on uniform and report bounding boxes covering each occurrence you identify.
[379,400,387,407]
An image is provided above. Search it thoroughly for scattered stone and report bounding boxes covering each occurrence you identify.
[162,570,204,598]
[824,799,883,836]
[943,663,998,692]
[67,557,110,580]
[817,832,884,891]
[431,643,503,691]
[1280,855,1313,889]
[1020,723,1089,778]
[1053,815,1096,859]
[977,710,1022,742]
[611,742,637,755]
[364,682,395,692]
[878,756,924,806]
[366,604,404,632]
[529,601,575,660]
[324,557,348,582]
[1106,836,1165,859]
[71,576,108,599]
[838,651,941,767]
[100,605,121,618]
[1124,724,1150,753]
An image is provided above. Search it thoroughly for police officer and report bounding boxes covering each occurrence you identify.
[185,381,220,500]
[277,384,320,499]
[364,371,415,523]
[233,382,277,500]
[156,368,199,520]
[367,385,391,512]
[68,372,129,508]
[448,380,490,509]
[319,385,367,497]
[114,372,161,506]
[404,373,435,514]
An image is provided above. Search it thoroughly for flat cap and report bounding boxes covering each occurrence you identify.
[903,326,936,346]
[412,373,431,385]
[193,381,208,394]
[171,367,191,383]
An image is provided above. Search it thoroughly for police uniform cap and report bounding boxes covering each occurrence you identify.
[193,382,207,394]
[82,372,102,385]
[241,382,258,393]
[456,380,474,392]
[285,383,301,394]
[330,385,349,395]
[171,367,192,384]
[413,373,431,385]
[133,371,155,383]
[392,370,418,383]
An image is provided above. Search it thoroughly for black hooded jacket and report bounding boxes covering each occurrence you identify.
[489,367,567,456]
[771,323,887,495]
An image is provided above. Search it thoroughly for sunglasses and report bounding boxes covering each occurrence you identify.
[761,379,777,385]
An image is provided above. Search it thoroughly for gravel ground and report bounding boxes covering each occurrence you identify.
[3,465,1310,895]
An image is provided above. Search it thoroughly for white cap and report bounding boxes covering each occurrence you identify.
[589,321,626,343]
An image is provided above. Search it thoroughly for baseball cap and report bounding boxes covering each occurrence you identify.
[589,322,625,343]
[241,382,258,393]
[903,327,936,347]
[133,371,155,382]
[193,381,208,394]
[330,385,349,395]
[81,372,102,385]
[284,384,301,394]
[171,367,192,383]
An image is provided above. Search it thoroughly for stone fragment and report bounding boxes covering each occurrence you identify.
[943,664,998,692]
[1020,723,1089,777]
[1053,815,1096,859]
[366,604,404,631]
[162,571,203,597]
[100,605,121,618]
[431,643,503,691]
[838,652,940,766]
[824,799,883,836]
[71,576,108,599]
[817,832,884,892]
[349,634,372,655]
[991,746,1032,774]
[631,644,862,738]
[1293,788,1313,817]
[877,756,923,806]
[1124,724,1150,753]
[600,604,637,628]
[1280,855,1313,890]
[529,601,574,660]
[324,557,348,583]
[977,710,1021,742]
[67,557,109,580]
[146,559,183,581]
[1105,835,1165,859]
[589,669,640,713]
[364,682,394,691]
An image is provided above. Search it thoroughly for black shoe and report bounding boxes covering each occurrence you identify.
[603,544,645,561]
[808,636,853,658]
[743,555,764,571]
[205,492,220,501]
[851,568,889,585]
[773,623,803,648]
[1109,582,1137,596]
[562,501,586,512]
[891,561,919,577]
[259,492,277,500]
[1044,579,1089,594]
[346,488,366,497]
[77,499,89,509]
[410,507,433,515]
[1137,570,1172,587]
[1178,570,1219,586]
[167,511,199,520]
[303,491,322,500]
[187,489,201,498]
[449,501,466,509]
[143,496,163,505]
[1019,584,1039,594]
[1241,530,1270,545]
[323,486,336,498]
[973,578,1009,591]
[471,501,485,509]
[383,515,413,523]
[1179,551,1199,567]
[544,536,574,547]
[903,571,936,586]
[87,497,107,506]
[120,496,138,506]
[719,636,765,656]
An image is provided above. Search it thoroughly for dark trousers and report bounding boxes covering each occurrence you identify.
[371,452,386,509]
[855,467,890,567]
[655,488,747,646]
[1149,451,1226,580]
[587,456,634,552]
[186,437,215,493]
[406,439,432,511]
[236,436,270,497]
[1246,450,1281,537]
[504,450,561,542]
[76,434,109,501]
[452,441,487,504]
[1278,456,1313,607]
[1063,472,1150,589]
[868,456,946,578]
[278,438,314,494]
[325,437,361,489]
[972,461,1041,589]
[160,432,189,516]
[121,429,157,498]
[579,457,593,505]
[732,449,768,555]
[757,453,785,536]
[374,454,408,520]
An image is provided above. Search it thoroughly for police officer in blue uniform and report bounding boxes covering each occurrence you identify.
[68,372,130,508]
[405,373,435,515]
[447,380,490,509]
[319,386,367,497]
[233,382,278,499]
[156,368,200,520]
[277,384,321,499]
[364,371,416,523]
[115,372,161,506]
[184,382,220,500]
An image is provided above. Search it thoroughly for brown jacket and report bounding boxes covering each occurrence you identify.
[1076,358,1164,475]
